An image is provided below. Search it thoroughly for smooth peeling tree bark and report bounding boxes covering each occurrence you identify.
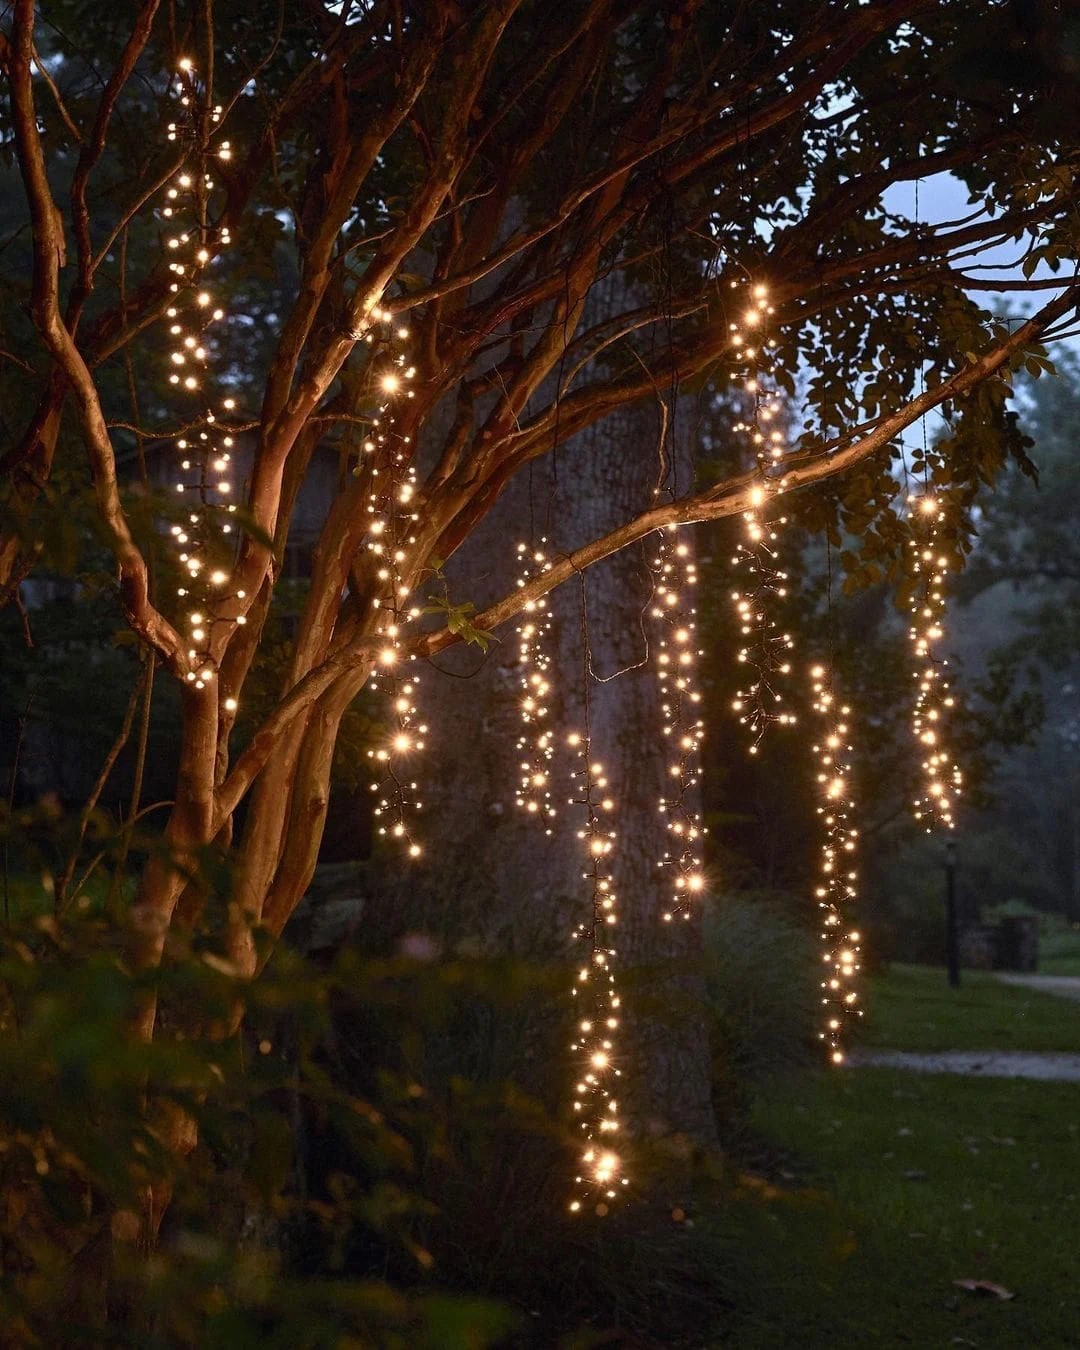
[554,407,717,1145]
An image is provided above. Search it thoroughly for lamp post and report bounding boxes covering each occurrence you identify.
[945,835,960,989]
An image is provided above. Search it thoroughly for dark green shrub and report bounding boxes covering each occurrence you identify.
[703,892,819,1126]
[0,895,522,1347]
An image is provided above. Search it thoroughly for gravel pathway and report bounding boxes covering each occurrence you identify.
[848,1048,1080,1082]
[846,973,1080,1080]
[995,973,1080,1002]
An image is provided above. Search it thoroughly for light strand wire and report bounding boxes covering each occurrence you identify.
[727,281,796,751]
[567,575,626,1215]
[161,60,240,699]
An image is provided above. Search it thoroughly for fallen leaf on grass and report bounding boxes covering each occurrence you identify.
[953,1279,1015,1300]
[735,1172,785,1201]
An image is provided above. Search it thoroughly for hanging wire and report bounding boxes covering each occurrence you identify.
[566,569,627,1214]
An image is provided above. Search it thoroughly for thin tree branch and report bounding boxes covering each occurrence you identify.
[8,0,186,672]
[56,660,150,908]
[29,39,83,144]
[69,0,162,316]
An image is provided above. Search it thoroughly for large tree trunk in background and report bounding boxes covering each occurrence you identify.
[363,386,718,1147]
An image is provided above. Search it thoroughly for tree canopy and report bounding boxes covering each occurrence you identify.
[2,0,1079,1161]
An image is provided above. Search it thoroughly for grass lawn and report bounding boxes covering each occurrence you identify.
[710,963,1080,1348]
[859,962,1080,1052]
[716,1069,1080,1348]
[1040,922,1080,977]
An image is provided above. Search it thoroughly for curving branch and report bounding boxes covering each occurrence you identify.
[7,0,186,673]
[421,284,1079,653]
[68,0,162,322]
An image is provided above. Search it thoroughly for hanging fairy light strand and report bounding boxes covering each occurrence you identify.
[907,493,962,831]
[160,59,242,699]
[566,728,626,1215]
[727,281,796,751]
[807,664,863,1064]
[649,527,706,921]
[362,312,427,858]
[903,176,961,832]
[514,540,557,831]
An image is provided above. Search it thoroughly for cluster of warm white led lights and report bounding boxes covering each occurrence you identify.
[649,527,706,921]
[727,282,796,750]
[808,665,862,1063]
[508,548,625,1208]
[565,733,626,1214]
[161,61,242,701]
[907,494,962,830]
[514,542,557,830]
[720,279,867,1066]
[362,313,427,857]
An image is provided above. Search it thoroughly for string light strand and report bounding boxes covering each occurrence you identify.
[649,527,706,920]
[907,493,963,831]
[808,664,862,1064]
[566,729,626,1215]
[161,60,242,699]
[362,312,427,857]
[727,281,795,751]
[514,541,557,831]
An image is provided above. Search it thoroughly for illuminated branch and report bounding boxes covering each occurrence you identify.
[424,283,1078,655]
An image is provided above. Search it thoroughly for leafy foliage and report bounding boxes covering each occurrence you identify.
[704,893,820,1126]
[0,869,526,1346]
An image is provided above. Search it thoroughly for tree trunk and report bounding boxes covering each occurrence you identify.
[362,389,718,1147]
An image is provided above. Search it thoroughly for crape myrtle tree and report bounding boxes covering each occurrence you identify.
[2,0,1079,1221]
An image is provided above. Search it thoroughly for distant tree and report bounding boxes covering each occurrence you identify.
[954,353,1080,919]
